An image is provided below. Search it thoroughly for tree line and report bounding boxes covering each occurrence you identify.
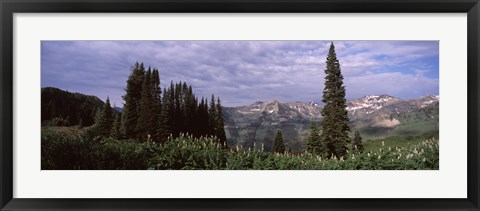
[92,62,227,146]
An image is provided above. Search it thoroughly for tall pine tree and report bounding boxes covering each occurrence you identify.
[137,68,155,140]
[151,68,162,141]
[215,97,227,147]
[320,42,350,158]
[197,97,210,137]
[191,96,200,137]
[183,85,196,136]
[173,82,183,137]
[122,62,145,139]
[95,97,115,137]
[208,95,217,136]
[159,86,174,142]
[272,130,286,153]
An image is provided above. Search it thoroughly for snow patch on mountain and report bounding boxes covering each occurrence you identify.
[286,101,322,118]
[346,95,401,112]
[419,95,440,108]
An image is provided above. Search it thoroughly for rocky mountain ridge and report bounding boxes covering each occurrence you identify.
[223,94,439,152]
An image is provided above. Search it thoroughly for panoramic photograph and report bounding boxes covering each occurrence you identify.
[41,41,439,170]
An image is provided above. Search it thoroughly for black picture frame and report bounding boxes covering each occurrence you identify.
[1,0,479,210]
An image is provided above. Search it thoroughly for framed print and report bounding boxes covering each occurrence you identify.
[1,0,479,210]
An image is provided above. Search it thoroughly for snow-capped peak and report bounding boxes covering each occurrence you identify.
[362,94,397,102]
[347,94,400,112]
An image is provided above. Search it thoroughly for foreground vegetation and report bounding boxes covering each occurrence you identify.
[42,128,438,170]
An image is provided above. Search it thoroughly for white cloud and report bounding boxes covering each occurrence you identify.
[42,40,439,106]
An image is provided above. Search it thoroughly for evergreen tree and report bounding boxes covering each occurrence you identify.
[119,111,126,139]
[352,130,364,152]
[159,85,174,142]
[272,130,286,153]
[198,97,210,137]
[173,82,183,137]
[137,68,154,140]
[215,97,227,147]
[320,42,350,158]
[183,85,196,136]
[179,82,189,134]
[93,108,102,126]
[208,95,217,136]
[122,62,145,139]
[151,68,162,141]
[110,113,122,139]
[96,97,115,137]
[191,96,200,137]
[306,121,323,155]
[89,108,98,126]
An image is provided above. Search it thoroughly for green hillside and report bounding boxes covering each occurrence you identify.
[42,87,105,127]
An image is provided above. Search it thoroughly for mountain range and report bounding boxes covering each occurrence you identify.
[223,95,439,152]
[41,87,438,152]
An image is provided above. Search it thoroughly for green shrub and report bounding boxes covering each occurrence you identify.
[41,132,160,170]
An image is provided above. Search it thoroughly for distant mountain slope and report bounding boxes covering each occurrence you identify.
[223,95,439,152]
[223,100,321,151]
[41,87,105,126]
[347,95,402,117]
[348,95,439,139]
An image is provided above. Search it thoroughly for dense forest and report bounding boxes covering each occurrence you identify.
[41,42,439,170]
[42,87,105,127]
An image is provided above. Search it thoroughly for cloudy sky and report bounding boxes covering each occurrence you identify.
[41,41,439,107]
